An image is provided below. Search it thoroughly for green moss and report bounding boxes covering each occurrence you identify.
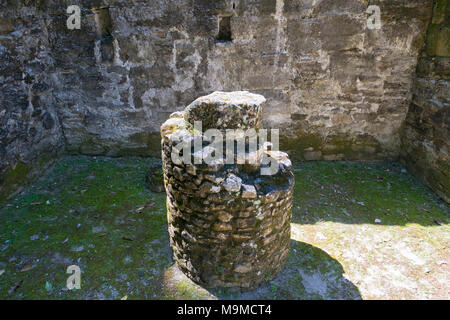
[432,0,448,24]
[172,279,209,299]
[0,157,448,300]
[426,0,450,57]
[436,158,450,176]
[428,159,450,200]
[0,161,30,204]
[279,131,384,160]
[322,135,354,155]
[292,161,449,226]
[324,134,382,160]
[124,132,162,157]
[427,24,450,57]
[0,156,170,299]
[279,130,324,159]
[3,161,29,186]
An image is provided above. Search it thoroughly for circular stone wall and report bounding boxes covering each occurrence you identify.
[161,91,294,290]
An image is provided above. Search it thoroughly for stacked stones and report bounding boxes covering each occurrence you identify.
[161,91,294,290]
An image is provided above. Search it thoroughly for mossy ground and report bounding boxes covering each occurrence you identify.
[0,156,448,299]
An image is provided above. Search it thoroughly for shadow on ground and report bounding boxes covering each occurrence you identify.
[163,240,361,300]
[0,156,448,299]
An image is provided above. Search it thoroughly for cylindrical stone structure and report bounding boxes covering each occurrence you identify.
[161,91,294,290]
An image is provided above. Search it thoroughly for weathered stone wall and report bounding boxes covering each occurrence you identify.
[23,0,434,159]
[0,0,437,201]
[401,0,449,203]
[0,1,64,202]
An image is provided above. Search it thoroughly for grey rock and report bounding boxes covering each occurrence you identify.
[241,184,257,199]
[223,174,243,193]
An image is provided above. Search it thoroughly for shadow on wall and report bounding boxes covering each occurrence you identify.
[162,240,361,300]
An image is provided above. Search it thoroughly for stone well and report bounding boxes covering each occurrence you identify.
[160,91,294,290]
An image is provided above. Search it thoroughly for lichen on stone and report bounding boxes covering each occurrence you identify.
[161,91,294,290]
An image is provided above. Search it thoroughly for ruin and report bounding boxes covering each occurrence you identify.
[161,91,294,289]
[0,0,448,205]
[0,0,449,300]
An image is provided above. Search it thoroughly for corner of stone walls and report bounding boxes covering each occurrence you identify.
[401,0,450,203]
[0,149,64,204]
[0,0,445,203]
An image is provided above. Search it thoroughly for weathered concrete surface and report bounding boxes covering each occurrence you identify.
[401,0,450,203]
[0,1,64,203]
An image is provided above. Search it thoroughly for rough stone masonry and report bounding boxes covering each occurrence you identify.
[161,91,294,289]
[401,0,450,203]
[0,1,448,204]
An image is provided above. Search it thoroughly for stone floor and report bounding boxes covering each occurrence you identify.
[0,156,448,299]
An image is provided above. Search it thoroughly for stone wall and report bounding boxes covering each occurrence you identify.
[22,0,435,159]
[401,0,449,203]
[0,1,64,202]
[0,0,437,201]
